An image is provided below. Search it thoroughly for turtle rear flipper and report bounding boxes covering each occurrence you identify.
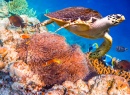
[41,19,54,26]
[33,19,54,28]
[89,32,112,58]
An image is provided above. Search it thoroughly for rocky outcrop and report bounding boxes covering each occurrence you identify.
[45,75,130,95]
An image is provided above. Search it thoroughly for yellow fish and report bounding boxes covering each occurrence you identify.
[42,58,62,67]
[20,34,30,39]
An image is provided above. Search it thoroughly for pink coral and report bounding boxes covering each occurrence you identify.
[16,32,90,87]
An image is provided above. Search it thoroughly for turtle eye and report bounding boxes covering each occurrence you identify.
[92,18,97,23]
[116,15,121,19]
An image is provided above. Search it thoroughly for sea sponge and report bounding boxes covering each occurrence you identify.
[86,54,130,82]
[16,32,90,87]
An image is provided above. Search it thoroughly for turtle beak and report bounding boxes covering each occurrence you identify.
[120,15,125,22]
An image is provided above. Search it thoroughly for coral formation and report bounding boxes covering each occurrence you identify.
[7,0,36,17]
[45,75,130,95]
[115,60,130,71]
[16,32,90,87]
[87,75,130,95]
[0,5,129,94]
[86,53,130,82]
[0,0,8,18]
[9,60,45,90]
[0,15,47,65]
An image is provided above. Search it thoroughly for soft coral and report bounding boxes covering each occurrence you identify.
[16,32,90,86]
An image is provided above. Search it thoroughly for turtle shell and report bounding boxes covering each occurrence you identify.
[45,7,102,23]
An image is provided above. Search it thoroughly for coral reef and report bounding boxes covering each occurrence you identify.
[115,60,130,71]
[45,75,130,95]
[15,32,90,87]
[7,0,36,17]
[9,60,45,90]
[0,71,129,94]
[0,0,8,18]
[86,53,130,82]
[0,8,129,94]
[0,71,44,95]
[0,15,47,65]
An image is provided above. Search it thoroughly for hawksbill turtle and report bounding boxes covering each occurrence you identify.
[40,7,125,58]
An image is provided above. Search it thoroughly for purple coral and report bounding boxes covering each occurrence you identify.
[16,32,90,86]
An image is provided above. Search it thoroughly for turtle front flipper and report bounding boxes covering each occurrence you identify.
[89,32,112,58]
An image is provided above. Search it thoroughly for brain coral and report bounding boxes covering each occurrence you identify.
[16,32,90,86]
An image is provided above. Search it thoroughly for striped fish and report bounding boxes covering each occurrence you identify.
[116,46,128,52]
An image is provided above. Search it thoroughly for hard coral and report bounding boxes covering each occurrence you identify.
[45,75,130,95]
[16,32,90,87]
[86,54,130,82]
[116,60,130,71]
[0,15,47,69]
[0,0,9,18]
[7,0,36,17]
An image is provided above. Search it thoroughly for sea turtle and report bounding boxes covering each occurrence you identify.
[40,7,125,58]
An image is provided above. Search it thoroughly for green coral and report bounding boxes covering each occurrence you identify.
[7,0,36,17]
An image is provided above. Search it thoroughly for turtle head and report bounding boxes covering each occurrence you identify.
[107,14,125,25]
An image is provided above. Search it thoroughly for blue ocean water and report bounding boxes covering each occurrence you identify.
[27,0,130,61]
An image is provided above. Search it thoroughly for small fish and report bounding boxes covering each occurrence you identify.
[88,43,99,52]
[9,15,26,28]
[42,58,62,67]
[116,46,128,52]
[102,54,114,68]
[20,34,30,39]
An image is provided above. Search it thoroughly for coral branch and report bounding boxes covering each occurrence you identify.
[87,56,130,82]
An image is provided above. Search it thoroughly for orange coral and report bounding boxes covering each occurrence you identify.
[0,47,8,58]
[16,32,90,86]
[87,56,130,82]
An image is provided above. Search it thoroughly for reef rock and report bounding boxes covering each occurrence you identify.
[87,74,130,95]
[9,60,44,91]
[0,0,8,18]
[45,75,130,95]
